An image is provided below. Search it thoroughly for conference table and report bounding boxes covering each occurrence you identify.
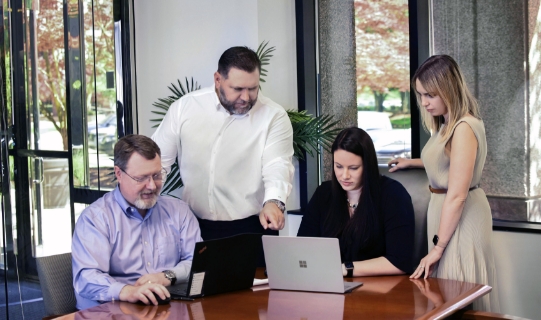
[55,269,491,319]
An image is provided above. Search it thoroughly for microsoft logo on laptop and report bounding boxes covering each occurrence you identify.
[299,260,307,268]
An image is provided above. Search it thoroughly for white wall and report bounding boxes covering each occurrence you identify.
[133,1,300,210]
[493,230,541,319]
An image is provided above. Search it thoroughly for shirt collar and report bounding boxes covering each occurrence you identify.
[113,186,154,221]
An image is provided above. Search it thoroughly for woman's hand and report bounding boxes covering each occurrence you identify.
[388,158,410,172]
[410,278,445,308]
[410,246,444,279]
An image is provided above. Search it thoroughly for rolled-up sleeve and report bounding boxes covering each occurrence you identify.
[262,111,294,204]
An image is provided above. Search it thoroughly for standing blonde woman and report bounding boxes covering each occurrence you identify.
[388,55,499,312]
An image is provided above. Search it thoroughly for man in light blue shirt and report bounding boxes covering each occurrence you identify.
[72,135,202,310]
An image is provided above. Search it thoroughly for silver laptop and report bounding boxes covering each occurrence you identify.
[262,236,363,293]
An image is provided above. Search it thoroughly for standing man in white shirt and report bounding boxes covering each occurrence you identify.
[152,46,294,250]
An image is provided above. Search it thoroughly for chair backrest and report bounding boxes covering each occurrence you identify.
[36,252,77,316]
[379,166,430,267]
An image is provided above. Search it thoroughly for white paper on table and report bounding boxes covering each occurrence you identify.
[253,278,269,286]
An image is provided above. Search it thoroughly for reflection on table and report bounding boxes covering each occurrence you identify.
[55,270,491,320]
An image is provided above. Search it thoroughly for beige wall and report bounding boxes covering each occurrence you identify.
[493,230,541,319]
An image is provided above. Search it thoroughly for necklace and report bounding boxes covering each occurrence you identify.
[347,199,358,209]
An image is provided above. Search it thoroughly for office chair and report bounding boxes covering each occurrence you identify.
[380,166,430,267]
[36,252,77,317]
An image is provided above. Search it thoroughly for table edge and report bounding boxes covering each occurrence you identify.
[418,284,492,320]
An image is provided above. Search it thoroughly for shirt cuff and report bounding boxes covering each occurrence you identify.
[108,282,128,302]
[172,261,192,284]
[263,187,288,205]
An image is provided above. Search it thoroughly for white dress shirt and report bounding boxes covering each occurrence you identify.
[152,86,294,221]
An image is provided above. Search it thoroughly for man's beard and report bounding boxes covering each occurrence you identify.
[218,87,256,115]
[134,189,160,210]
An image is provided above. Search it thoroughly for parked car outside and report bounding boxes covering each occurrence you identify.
[357,111,411,164]
[88,114,117,155]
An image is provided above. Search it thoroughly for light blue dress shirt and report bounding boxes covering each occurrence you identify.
[72,187,202,310]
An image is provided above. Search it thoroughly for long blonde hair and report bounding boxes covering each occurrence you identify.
[412,55,480,140]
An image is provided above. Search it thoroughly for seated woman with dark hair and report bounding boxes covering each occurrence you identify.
[297,127,414,277]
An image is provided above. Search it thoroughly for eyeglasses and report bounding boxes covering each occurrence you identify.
[120,167,167,185]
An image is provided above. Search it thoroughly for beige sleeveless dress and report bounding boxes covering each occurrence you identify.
[421,116,499,312]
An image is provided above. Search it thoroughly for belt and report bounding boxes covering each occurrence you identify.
[429,185,479,194]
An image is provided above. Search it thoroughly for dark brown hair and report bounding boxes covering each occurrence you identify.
[217,46,261,78]
[324,127,383,261]
[114,134,161,170]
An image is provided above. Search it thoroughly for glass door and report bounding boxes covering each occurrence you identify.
[5,0,126,278]
[1,1,132,317]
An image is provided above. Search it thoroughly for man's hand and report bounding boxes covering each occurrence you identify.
[119,283,170,305]
[135,272,171,287]
[259,202,285,230]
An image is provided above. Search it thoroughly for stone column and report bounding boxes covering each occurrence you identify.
[318,0,357,180]
[432,0,541,222]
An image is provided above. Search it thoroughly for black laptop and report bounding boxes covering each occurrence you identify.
[168,233,262,299]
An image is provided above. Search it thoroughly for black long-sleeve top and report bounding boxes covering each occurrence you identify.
[297,175,415,274]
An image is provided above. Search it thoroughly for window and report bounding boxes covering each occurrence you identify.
[355,0,411,164]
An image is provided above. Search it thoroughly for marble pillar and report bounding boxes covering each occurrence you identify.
[432,0,541,222]
[318,0,357,180]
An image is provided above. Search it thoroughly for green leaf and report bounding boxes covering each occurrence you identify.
[286,110,342,160]
[150,77,201,125]
[256,40,276,88]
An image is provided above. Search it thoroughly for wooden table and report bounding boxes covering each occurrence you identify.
[56,269,491,320]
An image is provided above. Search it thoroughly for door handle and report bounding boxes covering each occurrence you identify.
[32,157,43,184]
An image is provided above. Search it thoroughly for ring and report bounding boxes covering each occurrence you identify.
[148,281,152,284]
[419,265,424,269]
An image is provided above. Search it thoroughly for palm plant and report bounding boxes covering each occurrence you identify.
[150,78,201,195]
[151,42,340,196]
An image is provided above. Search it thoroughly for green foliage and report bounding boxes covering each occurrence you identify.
[287,110,341,160]
[390,117,410,129]
[72,147,86,186]
[150,78,201,128]
[256,40,275,86]
[162,161,182,198]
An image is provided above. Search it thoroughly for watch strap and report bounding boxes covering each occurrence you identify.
[432,235,439,246]
[162,270,176,286]
[345,261,354,277]
[264,199,286,213]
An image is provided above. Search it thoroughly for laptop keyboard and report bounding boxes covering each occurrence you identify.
[168,282,189,296]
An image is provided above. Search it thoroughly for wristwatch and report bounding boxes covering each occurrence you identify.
[432,235,439,246]
[162,270,176,286]
[344,261,354,277]
[264,199,286,213]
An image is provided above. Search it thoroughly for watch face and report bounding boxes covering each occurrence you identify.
[345,262,354,269]
[432,235,439,246]
[163,270,175,280]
